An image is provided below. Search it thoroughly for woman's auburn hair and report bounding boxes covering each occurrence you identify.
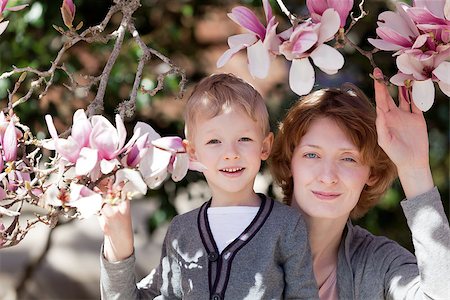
[269,84,398,219]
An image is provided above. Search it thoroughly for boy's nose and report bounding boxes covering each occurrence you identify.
[224,144,240,160]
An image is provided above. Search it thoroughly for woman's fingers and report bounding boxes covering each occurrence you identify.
[373,68,395,113]
[398,86,410,112]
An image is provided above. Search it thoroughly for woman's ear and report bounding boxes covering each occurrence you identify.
[261,132,274,161]
[183,139,197,160]
[366,172,378,187]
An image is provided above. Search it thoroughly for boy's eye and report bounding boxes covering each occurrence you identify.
[239,137,252,142]
[206,139,220,145]
[304,153,318,159]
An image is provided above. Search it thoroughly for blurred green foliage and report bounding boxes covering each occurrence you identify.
[0,0,448,249]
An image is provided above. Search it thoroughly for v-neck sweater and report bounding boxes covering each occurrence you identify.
[100,194,319,299]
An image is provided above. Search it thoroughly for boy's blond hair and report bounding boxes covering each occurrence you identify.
[184,73,270,140]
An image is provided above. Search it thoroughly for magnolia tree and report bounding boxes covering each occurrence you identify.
[0,0,449,249]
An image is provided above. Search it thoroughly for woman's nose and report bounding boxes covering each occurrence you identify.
[318,161,338,184]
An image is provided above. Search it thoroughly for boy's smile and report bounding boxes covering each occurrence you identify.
[186,106,273,206]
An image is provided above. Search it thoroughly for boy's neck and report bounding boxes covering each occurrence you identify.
[209,190,261,207]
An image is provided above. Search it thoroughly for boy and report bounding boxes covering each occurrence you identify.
[100,74,318,299]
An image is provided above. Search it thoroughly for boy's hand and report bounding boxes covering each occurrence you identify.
[98,199,134,262]
[373,68,434,198]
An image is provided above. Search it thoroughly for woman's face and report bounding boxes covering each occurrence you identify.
[290,117,372,220]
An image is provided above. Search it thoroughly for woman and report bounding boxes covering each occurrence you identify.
[270,68,450,299]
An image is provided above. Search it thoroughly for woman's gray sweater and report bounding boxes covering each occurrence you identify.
[100,195,319,299]
[337,187,450,299]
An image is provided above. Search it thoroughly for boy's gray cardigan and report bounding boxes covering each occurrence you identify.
[337,187,450,299]
[100,194,319,300]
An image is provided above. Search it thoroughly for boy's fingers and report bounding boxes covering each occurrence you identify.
[373,68,394,113]
[375,107,389,147]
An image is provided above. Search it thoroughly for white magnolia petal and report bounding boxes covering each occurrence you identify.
[44,185,63,207]
[289,58,315,96]
[317,8,340,44]
[115,114,127,150]
[134,121,161,141]
[228,33,258,48]
[368,38,404,51]
[100,158,118,174]
[171,153,189,182]
[247,40,270,79]
[75,147,98,176]
[390,73,412,86]
[0,21,9,36]
[432,61,450,85]
[144,167,168,189]
[396,53,426,80]
[69,194,103,219]
[115,168,147,196]
[412,79,435,112]
[139,147,171,186]
[437,80,450,97]
[310,44,344,75]
[217,47,244,68]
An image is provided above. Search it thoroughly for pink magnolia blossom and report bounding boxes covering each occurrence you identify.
[113,168,147,201]
[390,48,450,111]
[217,0,280,79]
[279,8,343,96]
[368,3,425,53]
[60,0,76,29]
[122,122,161,168]
[306,0,354,27]
[45,109,92,163]
[406,0,450,43]
[2,120,17,162]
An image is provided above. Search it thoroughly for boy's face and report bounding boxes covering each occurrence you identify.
[186,107,273,205]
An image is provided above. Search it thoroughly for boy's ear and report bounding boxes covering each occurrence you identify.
[183,139,197,160]
[260,132,274,161]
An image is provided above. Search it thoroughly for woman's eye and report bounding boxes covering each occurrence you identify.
[304,153,318,159]
[239,137,252,142]
[342,157,357,162]
[206,139,220,145]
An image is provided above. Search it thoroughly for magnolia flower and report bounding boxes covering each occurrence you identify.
[306,0,354,27]
[406,0,450,43]
[65,182,102,219]
[2,120,17,162]
[113,168,147,201]
[217,0,280,79]
[45,109,92,164]
[390,49,450,111]
[140,136,189,189]
[368,3,422,53]
[122,122,161,168]
[279,8,343,96]
[60,0,76,29]
[0,0,28,35]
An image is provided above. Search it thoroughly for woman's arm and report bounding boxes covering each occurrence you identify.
[373,68,450,299]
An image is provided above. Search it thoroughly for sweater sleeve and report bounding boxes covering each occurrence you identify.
[383,187,450,300]
[100,222,183,299]
[282,213,320,299]
[99,246,162,299]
